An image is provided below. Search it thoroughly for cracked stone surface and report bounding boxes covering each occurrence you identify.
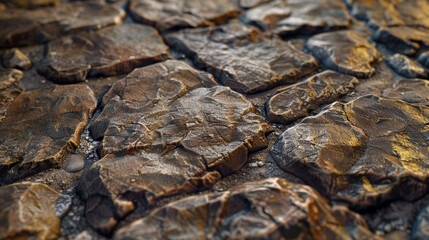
[384,79,429,106]
[0,69,23,123]
[114,178,382,240]
[387,54,427,78]
[242,0,351,37]
[0,1,125,48]
[305,30,380,78]
[0,182,60,240]
[373,26,429,55]
[0,85,97,183]
[129,0,241,32]
[266,70,359,124]
[38,24,170,84]
[165,23,318,94]
[271,95,429,209]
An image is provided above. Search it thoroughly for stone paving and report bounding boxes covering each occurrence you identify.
[0,0,429,239]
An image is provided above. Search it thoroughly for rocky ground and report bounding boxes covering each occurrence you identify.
[0,0,429,239]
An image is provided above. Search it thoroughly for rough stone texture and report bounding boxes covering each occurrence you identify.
[271,95,429,209]
[384,79,429,106]
[79,60,272,234]
[387,54,427,78]
[373,26,429,55]
[0,1,125,48]
[0,69,23,123]
[1,0,61,8]
[266,71,359,124]
[114,178,382,240]
[0,85,97,183]
[411,204,429,240]
[38,24,170,84]
[129,0,241,32]
[242,0,351,37]
[0,182,60,240]
[418,51,429,68]
[165,23,318,94]
[237,0,272,8]
[2,48,32,70]
[305,30,380,78]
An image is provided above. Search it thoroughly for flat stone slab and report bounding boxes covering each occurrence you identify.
[114,178,382,240]
[242,0,351,37]
[373,26,429,55]
[0,85,97,183]
[38,24,170,84]
[0,182,60,240]
[271,95,429,209]
[384,79,429,106]
[0,1,125,47]
[165,23,318,94]
[0,69,23,123]
[306,30,380,78]
[79,60,272,234]
[129,0,241,32]
[266,70,359,124]
[387,54,427,78]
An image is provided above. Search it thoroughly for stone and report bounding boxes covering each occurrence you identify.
[266,71,359,124]
[418,51,429,68]
[305,30,380,78]
[0,182,60,240]
[0,85,97,183]
[165,23,318,94]
[387,54,427,78]
[237,0,272,8]
[384,79,429,106]
[129,0,241,32]
[0,1,125,48]
[2,48,32,70]
[64,154,85,173]
[0,69,23,123]
[373,26,429,55]
[56,194,72,218]
[270,95,429,209]
[38,24,170,84]
[411,204,429,240]
[78,60,272,234]
[2,0,61,8]
[242,0,351,37]
[114,178,381,240]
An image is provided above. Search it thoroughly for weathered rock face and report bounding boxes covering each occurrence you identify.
[387,54,427,78]
[129,0,241,32]
[114,178,382,240]
[1,0,61,8]
[165,23,318,94]
[305,30,380,78]
[0,1,125,47]
[0,85,97,183]
[0,69,23,123]
[373,26,429,55]
[242,0,351,37]
[412,204,429,240]
[419,51,429,68]
[38,24,170,84]
[266,71,359,124]
[271,95,429,209]
[237,0,272,8]
[0,182,60,240]
[79,60,272,234]
[2,48,32,70]
[384,79,429,106]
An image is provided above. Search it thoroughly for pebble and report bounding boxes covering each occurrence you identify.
[64,154,85,173]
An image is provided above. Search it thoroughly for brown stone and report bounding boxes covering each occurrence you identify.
[266,70,359,124]
[373,26,429,55]
[305,30,380,78]
[2,48,32,70]
[237,0,272,8]
[0,69,23,123]
[386,54,427,78]
[165,23,318,94]
[271,95,429,209]
[0,182,60,240]
[129,0,241,32]
[2,0,61,8]
[384,79,429,106]
[0,85,97,183]
[114,178,382,240]
[242,0,351,37]
[38,24,170,84]
[0,1,125,47]
[78,60,272,234]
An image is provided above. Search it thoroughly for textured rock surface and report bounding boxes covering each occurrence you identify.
[166,23,318,94]
[387,54,427,78]
[114,178,381,240]
[238,0,272,8]
[0,182,60,240]
[1,0,61,8]
[0,1,125,47]
[2,48,32,70]
[412,204,429,240]
[384,79,429,106]
[266,71,359,124]
[0,85,97,183]
[79,61,272,234]
[39,24,169,84]
[373,27,429,55]
[0,69,23,123]
[306,30,380,78]
[242,0,351,37]
[129,0,241,32]
[271,95,429,209]
[418,51,429,68]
